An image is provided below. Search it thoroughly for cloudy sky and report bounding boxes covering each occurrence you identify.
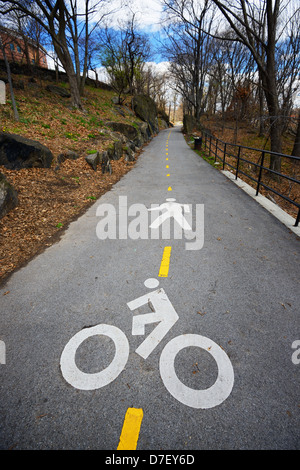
[103,0,164,31]
[48,0,168,77]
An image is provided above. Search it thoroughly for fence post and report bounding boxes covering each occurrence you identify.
[215,139,218,162]
[256,151,265,196]
[223,143,227,170]
[235,147,241,180]
[295,208,300,227]
[209,135,212,157]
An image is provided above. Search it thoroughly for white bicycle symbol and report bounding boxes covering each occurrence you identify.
[60,279,234,409]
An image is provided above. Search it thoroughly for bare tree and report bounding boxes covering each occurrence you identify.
[0,29,19,121]
[162,0,216,121]
[0,0,110,109]
[210,0,299,172]
[98,13,151,101]
[292,111,300,158]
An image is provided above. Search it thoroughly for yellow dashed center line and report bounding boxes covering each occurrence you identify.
[118,131,174,451]
[117,408,144,450]
[158,246,172,277]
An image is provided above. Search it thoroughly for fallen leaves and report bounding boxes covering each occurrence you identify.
[0,73,140,285]
[197,310,206,316]
[0,156,136,284]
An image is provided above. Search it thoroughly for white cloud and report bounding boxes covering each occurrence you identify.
[145,61,170,74]
[79,0,164,32]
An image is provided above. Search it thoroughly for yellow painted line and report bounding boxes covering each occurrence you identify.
[166,157,169,160]
[166,165,169,168]
[158,246,172,277]
[168,186,172,191]
[117,408,144,450]
[166,174,170,176]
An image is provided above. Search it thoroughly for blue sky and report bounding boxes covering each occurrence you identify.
[47,0,169,76]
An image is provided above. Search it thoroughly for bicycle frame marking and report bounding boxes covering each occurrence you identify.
[127,287,179,360]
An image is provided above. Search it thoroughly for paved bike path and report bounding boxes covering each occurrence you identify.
[0,126,299,450]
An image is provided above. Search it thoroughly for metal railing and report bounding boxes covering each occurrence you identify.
[201,130,300,227]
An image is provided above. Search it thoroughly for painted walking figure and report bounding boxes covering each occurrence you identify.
[148,198,192,230]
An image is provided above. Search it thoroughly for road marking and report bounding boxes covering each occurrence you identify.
[60,324,129,390]
[144,278,160,289]
[160,335,234,409]
[166,174,170,177]
[0,341,6,364]
[168,186,172,191]
[129,287,179,359]
[117,408,143,450]
[166,165,169,168]
[158,246,172,277]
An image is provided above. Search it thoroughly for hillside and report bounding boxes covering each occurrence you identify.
[186,114,300,222]
[0,68,164,285]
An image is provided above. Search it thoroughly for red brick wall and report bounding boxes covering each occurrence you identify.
[0,31,48,69]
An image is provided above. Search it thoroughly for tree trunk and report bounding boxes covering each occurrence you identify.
[261,72,282,173]
[0,37,19,121]
[258,79,265,136]
[67,70,83,109]
[52,41,83,109]
[292,111,300,158]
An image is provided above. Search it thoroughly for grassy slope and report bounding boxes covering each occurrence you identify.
[0,73,146,285]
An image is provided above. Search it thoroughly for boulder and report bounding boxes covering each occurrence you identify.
[46,84,71,98]
[138,122,151,142]
[132,95,159,135]
[57,150,80,166]
[101,151,112,174]
[159,118,169,129]
[0,133,53,169]
[107,141,123,160]
[0,172,18,219]
[124,146,135,162]
[105,121,142,147]
[158,108,171,127]
[85,151,100,171]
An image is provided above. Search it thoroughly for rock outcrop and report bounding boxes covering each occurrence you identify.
[0,172,18,219]
[105,122,142,148]
[0,133,53,169]
[46,85,71,98]
[132,95,159,135]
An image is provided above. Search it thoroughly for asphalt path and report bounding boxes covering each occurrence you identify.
[0,126,299,451]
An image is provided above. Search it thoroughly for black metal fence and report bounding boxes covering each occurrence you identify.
[201,130,300,227]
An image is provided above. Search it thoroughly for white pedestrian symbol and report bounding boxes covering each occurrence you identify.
[148,198,192,230]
